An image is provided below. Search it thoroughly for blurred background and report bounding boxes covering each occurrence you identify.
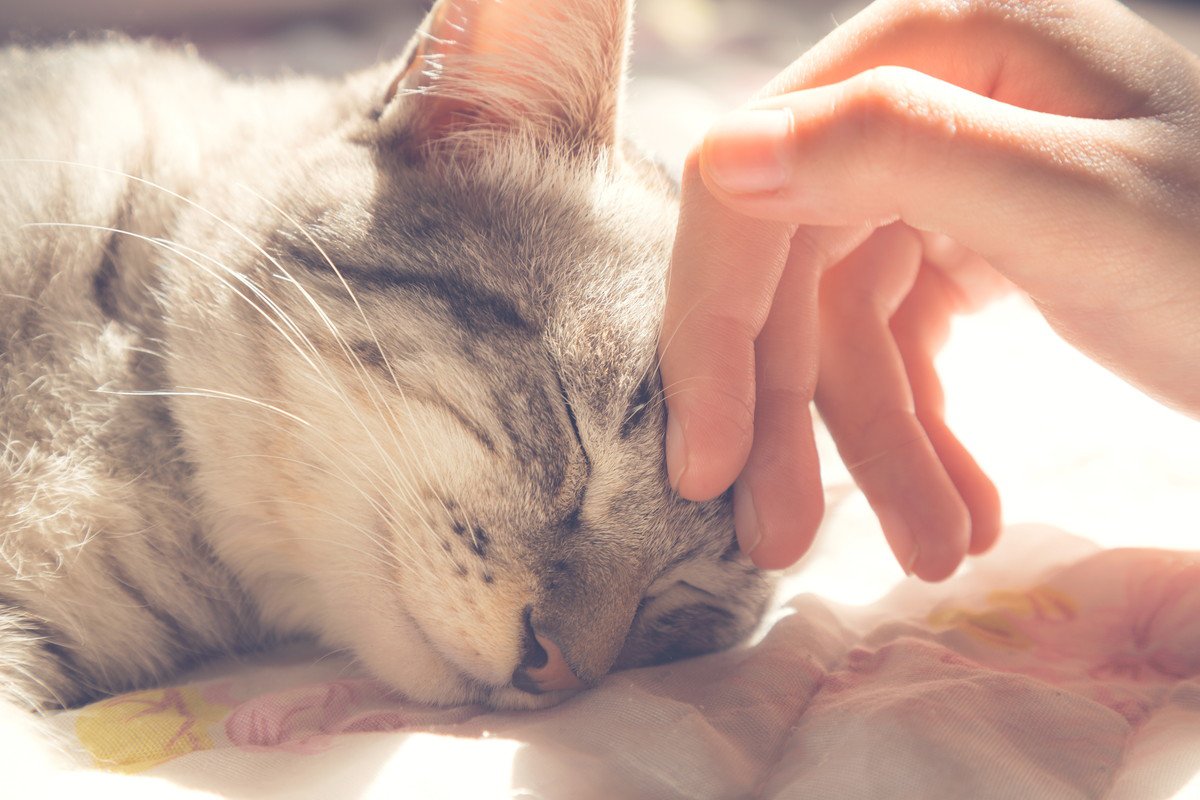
[2,0,1200,167]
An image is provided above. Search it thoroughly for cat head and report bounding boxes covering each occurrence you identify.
[168,0,773,709]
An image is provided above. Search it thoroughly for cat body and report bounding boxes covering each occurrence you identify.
[0,40,330,711]
[0,0,771,731]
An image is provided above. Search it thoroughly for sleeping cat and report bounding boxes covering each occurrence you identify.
[0,0,771,727]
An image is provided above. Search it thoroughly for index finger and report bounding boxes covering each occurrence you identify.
[658,148,792,501]
[660,145,869,503]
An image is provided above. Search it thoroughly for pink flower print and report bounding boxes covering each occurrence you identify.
[225,681,380,754]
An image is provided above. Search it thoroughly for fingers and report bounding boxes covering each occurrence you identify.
[658,152,794,502]
[890,263,1003,556]
[758,0,1169,120]
[660,0,1196,577]
[918,232,1014,313]
[699,68,1126,296]
[732,226,872,569]
[815,225,970,580]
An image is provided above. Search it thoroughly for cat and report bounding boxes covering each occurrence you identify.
[0,0,772,735]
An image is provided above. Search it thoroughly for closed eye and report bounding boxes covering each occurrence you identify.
[553,373,589,523]
[630,601,739,667]
[641,575,718,611]
[619,374,657,439]
[555,373,588,463]
[677,580,720,600]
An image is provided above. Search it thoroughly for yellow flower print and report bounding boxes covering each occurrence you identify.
[928,586,1078,651]
[76,686,229,773]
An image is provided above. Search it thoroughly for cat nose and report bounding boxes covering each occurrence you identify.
[511,609,584,694]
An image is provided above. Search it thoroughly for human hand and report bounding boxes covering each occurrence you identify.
[659,0,1200,579]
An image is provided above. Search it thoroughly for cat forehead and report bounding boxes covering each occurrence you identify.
[292,141,676,376]
[316,131,675,255]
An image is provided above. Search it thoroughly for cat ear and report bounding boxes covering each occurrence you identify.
[383,0,632,155]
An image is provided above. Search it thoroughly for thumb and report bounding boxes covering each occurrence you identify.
[699,66,1131,295]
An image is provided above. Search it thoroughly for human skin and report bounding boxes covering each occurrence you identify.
[659,0,1200,580]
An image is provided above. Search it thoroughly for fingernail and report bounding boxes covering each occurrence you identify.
[733,481,763,556]
[702,108,794,195]
[875,505,919,576]
[666,412,689,491]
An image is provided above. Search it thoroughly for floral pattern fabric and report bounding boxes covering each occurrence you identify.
[51,526,1200,800]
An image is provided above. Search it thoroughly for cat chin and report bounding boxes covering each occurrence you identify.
[325,591,506,709]
[356,643,574,711]
[344,611,579,710]
[484,684,581,711]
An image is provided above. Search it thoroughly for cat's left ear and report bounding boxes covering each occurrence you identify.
[382,0,633,156]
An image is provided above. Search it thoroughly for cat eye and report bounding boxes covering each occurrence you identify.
[552,376,590,523]
[554,374,587,459]
[619,376,658,439]
[626,601,740,669]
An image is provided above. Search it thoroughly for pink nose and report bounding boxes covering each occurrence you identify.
[523,632,584,692]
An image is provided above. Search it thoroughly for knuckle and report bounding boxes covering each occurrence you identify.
[699,307,766,359]
[909,0,1029,27]
[844,67,924,179]
[757,383,815,414]
[843,66,958,188]
[820,227,922,318]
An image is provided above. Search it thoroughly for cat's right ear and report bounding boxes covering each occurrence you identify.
[377,0,633,159]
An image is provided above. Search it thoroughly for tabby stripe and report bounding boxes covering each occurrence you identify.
[428,390,496,453]
[554,372,589,472]
[691,603,737,624]
[656,603,736,630]
[663,542,706,572]
[490,386,568,490]
[104,554,193,653]
[678,580,721,600]
[92,188,134,322]
[92,240,121,320]
[187,527,263,646]
[619,375,656,440]
[287,247,538,335]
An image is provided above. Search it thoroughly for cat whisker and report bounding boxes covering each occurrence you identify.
[214,250,444,553]
[20,176,473,554]
[311,646,355,668]
[18,222,332,382]
[117,388,435,556]
[211,461,422,571]
[101,387,310,429]
[646,291,710,391]
[100,388,420,529]
[636,376,715,422]
[7,158,344,367]
[10,168,365,436]
[237,184,457,538]
[20,222,429,535]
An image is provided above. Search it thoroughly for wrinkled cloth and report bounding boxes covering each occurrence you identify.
[42,526,1200,800]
